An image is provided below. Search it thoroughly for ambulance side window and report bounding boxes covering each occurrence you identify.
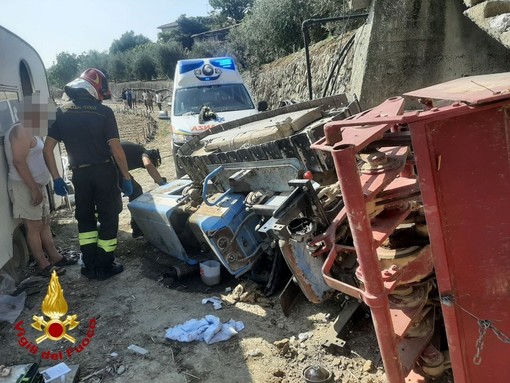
[0,91,19,136]
[20,61,34,97]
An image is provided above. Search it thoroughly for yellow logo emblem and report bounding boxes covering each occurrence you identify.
[91,74,100,85]
[31,271,79,344]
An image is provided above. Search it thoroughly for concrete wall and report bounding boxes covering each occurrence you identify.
[352,0,510,108]
[245,0,510,110]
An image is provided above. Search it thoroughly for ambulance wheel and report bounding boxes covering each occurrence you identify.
[2,226,30,284]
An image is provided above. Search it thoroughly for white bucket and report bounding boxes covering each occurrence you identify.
[199,260,221,286]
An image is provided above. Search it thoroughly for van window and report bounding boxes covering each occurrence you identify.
[0,91,19,136]
[174,84,255,116]
[20,61,34,96]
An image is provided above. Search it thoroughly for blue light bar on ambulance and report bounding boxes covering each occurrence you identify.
[179,60,204,74]
[210,58,235,70]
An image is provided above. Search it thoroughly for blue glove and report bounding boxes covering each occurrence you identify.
[121,179,133,197]
[53,177,68,196]
[157,177,167,186]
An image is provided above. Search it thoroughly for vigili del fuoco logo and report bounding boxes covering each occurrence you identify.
[14,271,97,360]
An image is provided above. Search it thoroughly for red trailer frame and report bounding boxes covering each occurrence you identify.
[311,73,510,382]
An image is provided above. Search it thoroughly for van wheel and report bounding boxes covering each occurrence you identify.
[2,227,30,284]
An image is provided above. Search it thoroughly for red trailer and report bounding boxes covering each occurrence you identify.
[312,72,510,382]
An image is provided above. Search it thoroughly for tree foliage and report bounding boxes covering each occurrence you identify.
[227,0,347,67]
[155,42,185,79]
[131,45,158,80]
[107,52,130,82]
[158,15,210,50]
[47,52,80,89]
[209,0,254,23]
[187,40,229,59]
[110,31,151,54]
[78,50,109,74]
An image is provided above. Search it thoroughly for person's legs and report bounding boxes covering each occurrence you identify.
[23,218,51,270]
[94,164,123,280]
[40,216,63,264]
[8,180,64,274]
[73,168,99,270]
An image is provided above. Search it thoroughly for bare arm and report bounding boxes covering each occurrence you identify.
[142,155,165,184]
[10,125,43,205]
[109,138,131,180]
[43,136,61,180]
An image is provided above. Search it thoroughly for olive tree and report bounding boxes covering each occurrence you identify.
[227,0,347,67]
[47,52,80,89]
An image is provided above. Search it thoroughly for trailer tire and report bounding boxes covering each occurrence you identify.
[2,227,30,284]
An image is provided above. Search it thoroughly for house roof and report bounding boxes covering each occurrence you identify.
[157,22,178,30]
[191,24,239,39]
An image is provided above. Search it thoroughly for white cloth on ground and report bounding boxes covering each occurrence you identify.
[165,315,244,344]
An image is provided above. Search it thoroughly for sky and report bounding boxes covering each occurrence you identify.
[1,0,212,68]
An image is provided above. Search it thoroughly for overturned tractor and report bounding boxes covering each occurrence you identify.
[129,72,510,383]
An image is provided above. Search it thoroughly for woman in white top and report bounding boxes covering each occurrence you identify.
[4,97,76,276]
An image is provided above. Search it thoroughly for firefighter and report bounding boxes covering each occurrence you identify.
[120,141,167,238]
[43,68,133,281]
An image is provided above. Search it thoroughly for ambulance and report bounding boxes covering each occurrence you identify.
[170,57,267,177]
[0,26,65,282]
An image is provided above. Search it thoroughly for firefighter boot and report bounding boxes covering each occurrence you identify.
[80,266,97,280]
[96,262,124,281]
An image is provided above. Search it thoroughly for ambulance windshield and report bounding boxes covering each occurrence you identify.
[174,84,255,116]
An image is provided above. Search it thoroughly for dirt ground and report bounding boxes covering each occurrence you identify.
[0,103,432,383]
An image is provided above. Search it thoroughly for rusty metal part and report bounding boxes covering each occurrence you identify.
[279,277,304,317]
[321,298,362,352]
[359,149,404,174]
[420,346,451,378]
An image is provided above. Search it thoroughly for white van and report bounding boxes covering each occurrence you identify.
[170,57,267,177]
[0,26,65,281]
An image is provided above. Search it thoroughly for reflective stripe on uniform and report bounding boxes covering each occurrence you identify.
[79,231,98,246]
[97,238,117,253]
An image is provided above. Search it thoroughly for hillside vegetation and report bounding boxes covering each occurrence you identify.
[47,0,363,91]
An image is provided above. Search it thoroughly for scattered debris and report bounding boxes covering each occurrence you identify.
[273,338,290,349]
[0,291,26,324]
[362,360,373,372]
[298,332,313,341]
[127,344,149,355]
[246,349,264,357]
[272,369,286,378]
[221,281,270,306]
[0,365,11,377]
[117,365,126,375]
[201,296,223,310]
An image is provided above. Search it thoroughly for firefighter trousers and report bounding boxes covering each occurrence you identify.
[72,162,122,269]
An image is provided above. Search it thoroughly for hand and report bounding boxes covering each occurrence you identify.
[121,179,133,197]
[157,177,167,186]
[53,178,68,196]
[31,187,44,206]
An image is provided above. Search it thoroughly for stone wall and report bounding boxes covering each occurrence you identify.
[242,33,358,109]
